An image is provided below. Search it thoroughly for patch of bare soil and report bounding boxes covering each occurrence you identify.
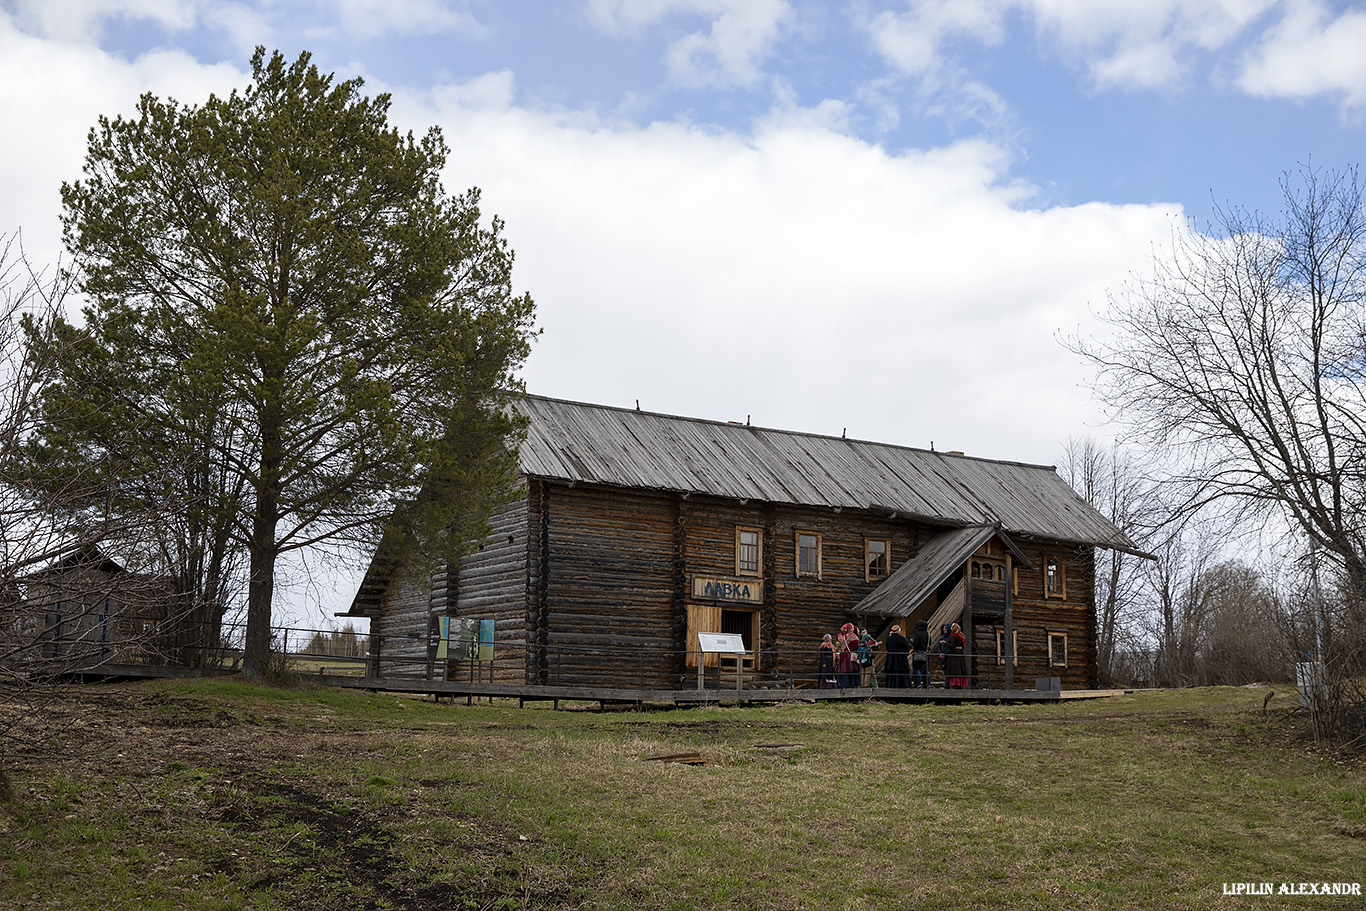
[211,772,553,911]
[2,686,591,910]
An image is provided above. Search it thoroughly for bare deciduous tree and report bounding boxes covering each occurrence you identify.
[1075,165,1366,612]
[0,235,181,788]
[1060,437,1157,685]
[2,235,180,670]
[0,235,87,589]
[1199,561,1288,685]
[303,622,368,658]
[1144,521,1223,687]
[1072,164,1366,739]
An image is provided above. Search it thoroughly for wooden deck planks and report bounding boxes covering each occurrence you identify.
[313,673,1065,705]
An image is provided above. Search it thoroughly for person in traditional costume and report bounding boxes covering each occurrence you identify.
[816,634,837,689]
[883,624,911,688]
[836,622,860,688]
[858,627,879,688]
[947,622,969,689]
[935,623,952,688]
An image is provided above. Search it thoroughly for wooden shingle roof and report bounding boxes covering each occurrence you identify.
[519,396,1139,553]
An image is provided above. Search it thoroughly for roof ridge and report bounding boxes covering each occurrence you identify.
[522,393,1059,473]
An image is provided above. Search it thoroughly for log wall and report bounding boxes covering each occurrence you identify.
[971,541,1098,690]
[447,495,531,684]
[537,483,678,687]
[766,505,922,664]
[373,479,1101,691]
[373,561,446,679]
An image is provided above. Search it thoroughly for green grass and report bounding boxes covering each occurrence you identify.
[285,656,367,677]
[1,681,1362,910]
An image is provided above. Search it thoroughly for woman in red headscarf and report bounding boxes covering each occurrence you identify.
[947,622,968,689]
[836,622,860,688]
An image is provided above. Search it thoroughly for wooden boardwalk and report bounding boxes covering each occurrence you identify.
[314,674,1069,707]
[57,662,237,681]
[57,663,1128,707]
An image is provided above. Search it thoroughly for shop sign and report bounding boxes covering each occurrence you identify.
[691,575,762,603]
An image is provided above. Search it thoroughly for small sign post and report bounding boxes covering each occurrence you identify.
[696,632,747,694]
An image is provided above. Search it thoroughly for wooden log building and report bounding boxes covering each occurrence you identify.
[9,545,178,672]
[345,396,1142,690]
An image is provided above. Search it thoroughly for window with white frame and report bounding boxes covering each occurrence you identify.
[1048,631,1068,668]
[1044,556,1066,599]
[995,628,1018,666]
[865,538,890,581]
[796,532,821,579]
[736,527,762,576]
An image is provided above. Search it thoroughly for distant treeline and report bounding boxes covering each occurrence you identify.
[302,623,368,658]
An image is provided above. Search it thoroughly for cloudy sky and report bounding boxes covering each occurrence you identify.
[3,1,1364,622]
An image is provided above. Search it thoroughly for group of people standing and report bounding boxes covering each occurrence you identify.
[818,619,969,690]
[816,622,879,688]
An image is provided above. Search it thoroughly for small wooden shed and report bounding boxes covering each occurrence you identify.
[8,545,178,671]
[345,396,1141,690]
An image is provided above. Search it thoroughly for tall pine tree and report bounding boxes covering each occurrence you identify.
[38,49,536,675]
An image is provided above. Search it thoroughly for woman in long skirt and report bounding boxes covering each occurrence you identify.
[836,622,860,687]
[884,625,911,688]
[817,634,837,688]
[947,622,969,689]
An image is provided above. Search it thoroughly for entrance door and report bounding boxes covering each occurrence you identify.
[720,610,753,648]
[720,609,758,671]
[686,603,759,670]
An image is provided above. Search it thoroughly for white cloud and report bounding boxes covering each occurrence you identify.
[3,0,484,48]
[202,2,276,56]
[867,0,1275,92]
[5,0,195,43]
[429,68,517,111]
[316,0,484,40]
[1028,0,1274,89]
[0,17,1203,620]
[585,0,792,87]
[1238,0,1366,107]
[1086,37,1182,89]
[0,15,243,270]
[402,73,1182,467]
[764,78,856,134]
[0,15,1192,467]
[867,0,1008,78]
[863,2,1014,135]
[1027,0,1268,51]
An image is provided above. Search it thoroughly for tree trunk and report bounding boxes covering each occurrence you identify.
[1098,549,1122,683]
[242,414,282,678]
[243,541,276,677]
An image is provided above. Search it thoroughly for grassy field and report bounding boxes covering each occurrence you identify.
[284,656,367,677]
[0,681,1362,910]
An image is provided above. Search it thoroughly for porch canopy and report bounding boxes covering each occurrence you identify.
[853,525,1031,619]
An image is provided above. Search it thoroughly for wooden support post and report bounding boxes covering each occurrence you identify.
[1004,555,1015,691]
[964,570,974,689]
